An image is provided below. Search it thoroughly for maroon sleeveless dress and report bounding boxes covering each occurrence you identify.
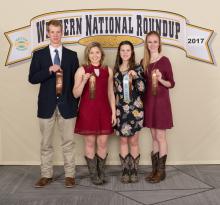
[74,64,113,135]
[143,56,175,129]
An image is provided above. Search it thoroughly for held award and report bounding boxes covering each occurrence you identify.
[56,70,63,96]
[151,70,158,96]
[123,73,132,103]
[89,73,96,99]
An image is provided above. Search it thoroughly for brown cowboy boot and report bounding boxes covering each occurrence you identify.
[149,154,167,183]
[145,152,159,181]
[85,156,103,185]
[130,154,140,183]
[119,154,130,183]
[96,153,108,183]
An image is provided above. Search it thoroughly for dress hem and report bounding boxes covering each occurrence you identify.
[75,130,113,135]
[143,125,173,129]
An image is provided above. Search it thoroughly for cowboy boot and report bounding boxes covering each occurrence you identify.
[85,156,103,185]
[130,154,140,183]
[96,153,108,183]
[119,154,130,183]
[149,154,167,183]
[145,152,159,181]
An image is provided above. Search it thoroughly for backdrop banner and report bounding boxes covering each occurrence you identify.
[4,9,214,65]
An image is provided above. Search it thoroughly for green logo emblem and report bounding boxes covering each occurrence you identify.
[15,37,29,51]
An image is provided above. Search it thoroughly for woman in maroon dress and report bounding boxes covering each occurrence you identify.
[73,42,116,185]
[142,31,175,183]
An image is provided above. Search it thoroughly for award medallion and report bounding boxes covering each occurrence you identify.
[89,73,96,99]
[151,69,158,96]
[56,70,63,96]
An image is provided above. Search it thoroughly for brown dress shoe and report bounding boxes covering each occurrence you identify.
[65,177,75,188]
[35,177,53,188]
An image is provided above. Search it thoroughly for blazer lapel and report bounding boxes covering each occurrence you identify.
[45,45,53,66]
[61,46,67,70]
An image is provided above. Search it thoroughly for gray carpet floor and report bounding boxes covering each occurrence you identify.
[0,165,220,205]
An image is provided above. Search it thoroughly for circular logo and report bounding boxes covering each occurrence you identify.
[15,37,29,51]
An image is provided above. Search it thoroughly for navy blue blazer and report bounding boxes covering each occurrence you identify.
[29,45,79,119]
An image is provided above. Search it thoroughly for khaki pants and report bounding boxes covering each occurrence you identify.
[39,107,75,178]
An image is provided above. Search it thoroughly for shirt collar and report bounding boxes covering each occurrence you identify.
[49,44,62,53]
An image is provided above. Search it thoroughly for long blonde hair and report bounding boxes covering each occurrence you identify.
[142,31,162,72]
[84,42,105,66]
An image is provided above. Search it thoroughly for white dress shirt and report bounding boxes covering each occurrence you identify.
[49,45,62,65]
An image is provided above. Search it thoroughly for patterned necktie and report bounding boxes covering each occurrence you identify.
[54,49,60,65]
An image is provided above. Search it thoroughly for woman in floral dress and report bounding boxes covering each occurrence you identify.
[114,41,145,183]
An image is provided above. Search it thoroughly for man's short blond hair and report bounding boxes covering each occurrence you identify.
[47,20,63,32]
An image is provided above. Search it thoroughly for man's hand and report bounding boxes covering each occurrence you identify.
[49,65,62,73]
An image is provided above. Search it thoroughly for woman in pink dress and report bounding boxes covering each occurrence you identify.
[142,31,175,183]
[73,42,116,185]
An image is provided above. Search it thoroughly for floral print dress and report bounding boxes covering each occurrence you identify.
[114,65,146,137]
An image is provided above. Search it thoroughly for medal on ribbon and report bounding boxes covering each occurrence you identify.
[56,70,63,96]
[89,73,96,99]
[151,69,158,96]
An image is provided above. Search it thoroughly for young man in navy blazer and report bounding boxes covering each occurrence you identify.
[29,20,79,188]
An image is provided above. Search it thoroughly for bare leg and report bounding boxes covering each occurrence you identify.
[84,135,103,185]
[84,135,96,158]
[128,133,139,158]
[156,129,168,157]
[96,135,108,158]
[150,128,159,154]
[120,137,129,158]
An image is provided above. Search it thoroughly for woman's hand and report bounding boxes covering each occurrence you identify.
[155,69,162,81]
[82,73,91,84]
[111,113,117,126]
[128,70,137,79]
[154,69,172,88]
[73,66,89,98]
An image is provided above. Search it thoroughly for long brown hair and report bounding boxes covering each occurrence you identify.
[142,31,162,72]
[114,41,136,73]
[84,42,105,66]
